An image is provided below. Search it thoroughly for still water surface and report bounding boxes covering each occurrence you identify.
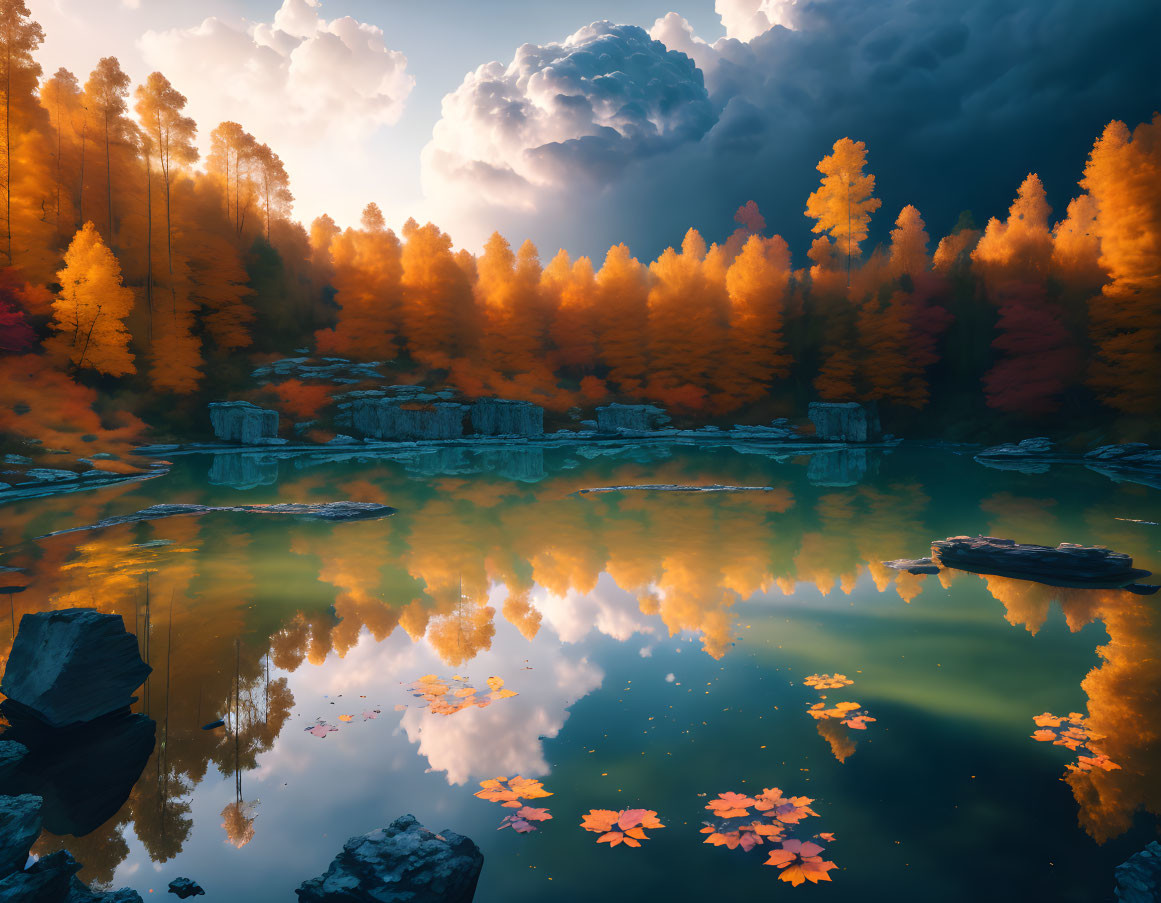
[0,444,1158,901]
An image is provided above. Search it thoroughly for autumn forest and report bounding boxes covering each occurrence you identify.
[0,1,1156,452]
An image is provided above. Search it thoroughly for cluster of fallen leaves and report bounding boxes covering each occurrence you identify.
[803,674,854,690]
[804,672,875,731]
[1030,712,1121,773]
[475,777,554,833]
[700,788,838,886]
[304,708,381,739]
[406,674,518,716]
[579,808,665,848]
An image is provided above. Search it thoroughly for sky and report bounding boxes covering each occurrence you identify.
[28,0,1161,261]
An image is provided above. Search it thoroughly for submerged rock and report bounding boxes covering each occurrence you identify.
[0,849,80,900]
[469,399,544,437]
[0,610,151,728]
[208,401,279,444]
[0,793,42,879]
[595,404,670,433]
[1116,841,1161,902]
[167,877,205,899]
[36,501,397,540]
[296,813,482,903]
[931,536,1151,586]
[807,402,882,442]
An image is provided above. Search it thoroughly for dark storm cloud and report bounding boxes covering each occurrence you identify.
[425,0,1160,260]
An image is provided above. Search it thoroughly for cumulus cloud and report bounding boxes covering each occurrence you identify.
[422,21,715,214]
[423,0,1160,260]
[138,0,413,225]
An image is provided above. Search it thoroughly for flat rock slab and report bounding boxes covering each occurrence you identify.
[574,484,775,495]
[931,535,1151,586]
[1116,840,1161,902]
[1,609,152,728]
[296,813,482,903]
[37,501,397,540]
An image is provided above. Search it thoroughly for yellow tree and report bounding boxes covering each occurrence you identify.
[207,121,257,237]
[888,204,930,278]
[48,222,135,375]
[805,137,881,284]
[40,67,82,238]
[1080,115,1161,416]
[135,72,198,323]
[252,142,292,240]
[720,234,792,405]
[0,0,42,265]
[82,57,132,242]
[595,243,649,393]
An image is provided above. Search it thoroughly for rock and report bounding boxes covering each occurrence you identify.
[343,399,467,441]
[0,849,80,900]
[4,469,77,484]
[882,558,942,575]
[931,536,1151,586]
[293,421,318,434]
[327,435,358,445]
[0,610,152,728]
[469,399,544,437]
[1086,443,1151,461]
[579,420,597,431]
[1116,841,1161,902]
[0,794,42,878]
[0,742,28,784]
[296,814,482,903]
[1,455,32,466]
[595,404,670,433]
[807,402,882,442]
[252,437,288,446]
[208,401,279,444]
[35,501,397,540]
[65,878,145,902]
[0,709,157,837]
[88,453,118,461]
[976,437,1055,458]
[167,878,205,899]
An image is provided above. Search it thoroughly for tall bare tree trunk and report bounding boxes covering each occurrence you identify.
[103,110,112,239]
[144,151,152,342]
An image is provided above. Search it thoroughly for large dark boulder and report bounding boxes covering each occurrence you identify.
[296,814,483,903]
[0,794,42,879]
[0,610,151,728]
[208,401,279,444]
[807,402,882,442]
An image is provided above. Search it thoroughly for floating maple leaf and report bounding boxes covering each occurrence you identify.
[305,722,337,738]
[499,806,553,834]
[804,673,854,690]
[338,714,354,723]
[706,792,757,819]
[407,674,520,715]
[474,775,554,827]
[1029,711,1118,774]
[765,839,838,886]
[581,808,664,848]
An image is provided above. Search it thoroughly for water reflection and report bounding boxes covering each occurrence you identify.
[0,447,1156,890]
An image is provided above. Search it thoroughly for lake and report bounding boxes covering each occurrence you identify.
[0,443,1157,901]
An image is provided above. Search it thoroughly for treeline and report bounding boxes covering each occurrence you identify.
[0,0,1158,443]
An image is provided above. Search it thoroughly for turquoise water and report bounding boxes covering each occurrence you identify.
[1,445,1158,901]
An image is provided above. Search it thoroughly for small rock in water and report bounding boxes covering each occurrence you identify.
[0,586,27,595]
[296,813,482,903]
[201,719,226,731]
[168,877,206,898]
[931,535,1150,585]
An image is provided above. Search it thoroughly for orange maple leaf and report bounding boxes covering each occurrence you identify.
[581,810,622,833]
